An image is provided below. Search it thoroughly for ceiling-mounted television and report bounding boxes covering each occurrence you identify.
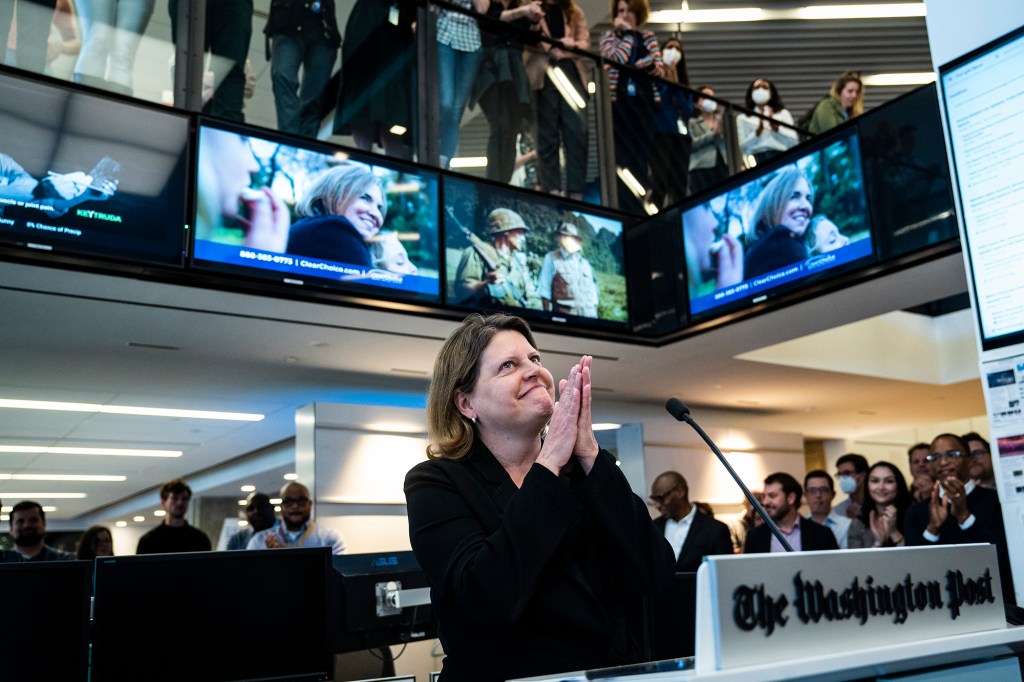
[0,69,189,266]
[938,23,1024,352]
[192,119,441,303]
[682,129,873,321]
[443,176,628,330]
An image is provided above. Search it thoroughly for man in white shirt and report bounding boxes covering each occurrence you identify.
[247,481,346,555]
[649,471,732,571]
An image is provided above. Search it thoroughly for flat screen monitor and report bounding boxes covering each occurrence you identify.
[682,130,873,321]
[332,550,437,653]
[0,560,91,682]
[192,120,441,303]
[0,70,189,266]
[938,23,1024,351]
[91,548,333,682]
[443,176,629,330]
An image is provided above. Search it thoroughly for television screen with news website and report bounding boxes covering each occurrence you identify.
[443,176,628,330]
[682,130,873,321]
[192,120,440,303]
[0,70,189,265]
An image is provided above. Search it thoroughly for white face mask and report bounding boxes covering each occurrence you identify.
[751,87,771,106]
[662,47,681,66]
[700,98,717,113]
[838,475,858,495]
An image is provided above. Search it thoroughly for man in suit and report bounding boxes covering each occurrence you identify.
[906,433,1014,598]
[649,471,733,571]
[744,472,839,553]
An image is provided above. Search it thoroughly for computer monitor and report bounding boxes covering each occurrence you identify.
[331,550,437,653]
[0,560,91,682]
[91,548,333,682]
[938,23,1024,351]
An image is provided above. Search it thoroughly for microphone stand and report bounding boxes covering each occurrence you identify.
[666,398,794,552]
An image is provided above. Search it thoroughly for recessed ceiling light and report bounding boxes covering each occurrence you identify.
[593,423,622,431]
[270,498,282,505]
[0,473,127,481]
[0,446,181,457]
[133,516,145,522]
[283,473,298,481]
[648,3,925,24]
[238,520,249,527]
[153,510,166,517]
[240,485,256,492]
[449,157,488,169]
[0,492,86,498]
[0,398,264,421]
[115,521,127,527]
[237,499,247,505]
[862,72,936,86]
[274,505,282,513]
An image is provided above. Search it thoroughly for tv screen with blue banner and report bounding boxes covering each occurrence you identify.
[683,130,873,320]
[192,120,440,303]
[443,176,629,330]
[0,70,189,266]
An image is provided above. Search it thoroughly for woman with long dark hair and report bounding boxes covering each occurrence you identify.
[859,461,913,547]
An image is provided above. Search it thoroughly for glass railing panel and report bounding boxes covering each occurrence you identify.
[2,0,177,106]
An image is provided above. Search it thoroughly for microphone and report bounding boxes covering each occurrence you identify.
[665,398,794,552]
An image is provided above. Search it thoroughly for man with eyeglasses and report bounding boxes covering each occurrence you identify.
[247,481,346,554]
[906,433,1014,597]
[803,470,873,549]
[962,432,996,489]
[649,471,733,571]
[137,478,212,554]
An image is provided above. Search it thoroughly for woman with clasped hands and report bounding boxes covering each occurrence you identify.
[404,313,675,681]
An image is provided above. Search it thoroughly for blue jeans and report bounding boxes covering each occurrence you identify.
[271,32,337,138]
[437,41,481,163]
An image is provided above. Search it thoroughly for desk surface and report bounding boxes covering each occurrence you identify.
[510,625,1024,682]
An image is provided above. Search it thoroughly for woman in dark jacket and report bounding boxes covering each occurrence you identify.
[404,313,675,681]
[286,162,385,267]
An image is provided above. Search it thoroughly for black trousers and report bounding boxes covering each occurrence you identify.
[536,60,587,195]
[649,132,692,209]
[479,80,525,184]
[168,0,253,122]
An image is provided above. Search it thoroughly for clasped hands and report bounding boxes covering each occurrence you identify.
[925,476,970,535]
[536,356,599,475]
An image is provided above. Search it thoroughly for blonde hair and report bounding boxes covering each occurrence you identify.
[296,162,387,221]
[426,313,539,460]
[830,71,864,117]
[749,166,813,241]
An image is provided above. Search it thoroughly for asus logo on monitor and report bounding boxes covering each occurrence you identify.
[371,556,399,567]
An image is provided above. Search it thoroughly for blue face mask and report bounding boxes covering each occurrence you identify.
[838,475,857,495]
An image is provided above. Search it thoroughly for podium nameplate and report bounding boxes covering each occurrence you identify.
[695,544,1006,672]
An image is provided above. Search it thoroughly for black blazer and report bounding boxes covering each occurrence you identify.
[653,510,734,572]
[743,516,840,553]
[404,445,675,682]
[905,485,1015,597]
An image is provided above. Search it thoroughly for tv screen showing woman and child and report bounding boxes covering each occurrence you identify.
[443,176,629,330]
[191,121,441,303]
[0,70,190,266]
[682,131,874,320]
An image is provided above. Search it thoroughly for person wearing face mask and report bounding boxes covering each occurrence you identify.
[688,85,729,196]
[539,221,599,318]
[736,78,798,168]
[648,36,692,209]
[832,453,869,519]
[286,162,387,268]
[808,71,864,135]
[743,165,815,279]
